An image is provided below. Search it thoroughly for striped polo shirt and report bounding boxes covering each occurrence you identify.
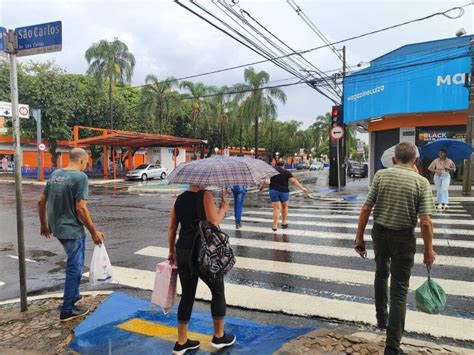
[365,165,436,230]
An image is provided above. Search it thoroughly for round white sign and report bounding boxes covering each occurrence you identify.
[330,126,344,140]
[38,143,46,151]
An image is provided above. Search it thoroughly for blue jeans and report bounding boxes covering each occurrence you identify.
[58,237,85,313]
[233,191,246,225]
[434,173,450,204]
[269,189,290,203]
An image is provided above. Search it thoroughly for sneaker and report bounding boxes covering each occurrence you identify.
[235,223,241,229]
[437,204,443,210]
[211,333,236,349]
[443,204,449,211]
[173,339,200,354]
[60,306,89,322]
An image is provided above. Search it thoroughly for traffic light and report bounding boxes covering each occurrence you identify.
[331,105,343,126]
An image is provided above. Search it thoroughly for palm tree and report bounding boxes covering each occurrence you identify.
[85,38,135,129]
[208,85,233,150]
[234,67,286,158]
[179,81,210,158]
[140,75,177,134]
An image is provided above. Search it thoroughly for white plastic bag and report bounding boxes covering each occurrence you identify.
[151,261,177,314]
[89,244,113,285]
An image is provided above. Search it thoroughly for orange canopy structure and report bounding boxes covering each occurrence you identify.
[71,126,203,179]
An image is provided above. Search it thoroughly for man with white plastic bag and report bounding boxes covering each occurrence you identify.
[38,148,105,322]
[89,243,113,286]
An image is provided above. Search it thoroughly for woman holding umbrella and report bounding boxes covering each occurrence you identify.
[165,156,278,354]
[167,186,235,353]
[428,149,456,210]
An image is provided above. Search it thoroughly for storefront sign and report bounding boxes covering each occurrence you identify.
[418,131,466,142]
[343,36,472,124]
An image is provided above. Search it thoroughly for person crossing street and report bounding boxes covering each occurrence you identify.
[354,143,436,354]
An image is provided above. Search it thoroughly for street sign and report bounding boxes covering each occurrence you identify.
[15,21,62,57]
[0,101,29,118]
[330,126,344,140]
[0,27,6,54]
[38,143,46,151]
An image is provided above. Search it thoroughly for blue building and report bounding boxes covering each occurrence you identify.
[343,35,473,181]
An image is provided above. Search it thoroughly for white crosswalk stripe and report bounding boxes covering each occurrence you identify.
[0,281,5,287]
[252,207,471,217]
[227,236,472,268]
[243,210,474,223]
[287,204,467,211]
[105,265,474,342]
[230,216,474,236]
[219,224,474,249]
[135,246,474,298]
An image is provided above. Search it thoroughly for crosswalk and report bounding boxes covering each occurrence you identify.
[100,197,474,342]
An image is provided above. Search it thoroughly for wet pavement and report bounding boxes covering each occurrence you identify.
[0,171,473,344]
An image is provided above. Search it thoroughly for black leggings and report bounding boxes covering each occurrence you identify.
[176,247,226,323]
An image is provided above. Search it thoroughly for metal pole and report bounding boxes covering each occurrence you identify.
[462,59,473,195]
[336,138,341,192]
[32,109,42,181]
[7,29,28,311]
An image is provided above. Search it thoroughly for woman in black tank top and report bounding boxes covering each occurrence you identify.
[167,185,237,353]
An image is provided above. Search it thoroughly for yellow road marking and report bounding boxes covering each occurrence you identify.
[117,318,215,352]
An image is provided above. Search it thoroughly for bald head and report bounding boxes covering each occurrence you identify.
[69,148,88,162]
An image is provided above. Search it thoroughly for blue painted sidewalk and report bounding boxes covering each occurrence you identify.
[70,292,315,354]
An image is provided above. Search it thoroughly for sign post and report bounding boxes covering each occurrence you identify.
[32,109,43,181]
[1,21,62,312]
[4,29,28,312]
[330,126,345,192]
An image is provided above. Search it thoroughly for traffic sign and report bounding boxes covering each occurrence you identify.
[38,143,46,151]
[0,27,6,53]
[0,101,29,118]
[15,21,62,57]
[330,126,344,140]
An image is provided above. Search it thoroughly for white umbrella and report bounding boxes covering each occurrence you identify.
[380,145,420,168]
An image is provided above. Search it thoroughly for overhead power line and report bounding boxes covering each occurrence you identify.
[152,1,467,89]
[287,0,351,72]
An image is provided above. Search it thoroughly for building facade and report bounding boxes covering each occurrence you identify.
[343,35,473,183]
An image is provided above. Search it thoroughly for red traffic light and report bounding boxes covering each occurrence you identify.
[332,106,340,117]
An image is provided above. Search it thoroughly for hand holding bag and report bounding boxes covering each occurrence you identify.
[151,261,178,314]
[89,244,113,285]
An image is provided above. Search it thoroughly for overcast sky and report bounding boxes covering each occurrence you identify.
[1,0,472,137]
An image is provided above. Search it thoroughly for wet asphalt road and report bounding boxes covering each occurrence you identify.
[0,172,473,325]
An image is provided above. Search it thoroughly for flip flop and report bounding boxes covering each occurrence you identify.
[272,227,278,232]
[281,224,288,229]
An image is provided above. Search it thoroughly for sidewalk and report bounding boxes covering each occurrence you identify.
[1,291,472,354]
[0,175,125,187]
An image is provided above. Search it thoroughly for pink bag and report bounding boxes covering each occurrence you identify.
[151,261,178,314]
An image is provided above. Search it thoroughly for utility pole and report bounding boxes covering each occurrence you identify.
[340,46,347,187]
[462,55,473,195]
[5,29,28,311]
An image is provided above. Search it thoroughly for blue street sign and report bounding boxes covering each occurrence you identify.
[15,21,62,57]
[0,27,6,52]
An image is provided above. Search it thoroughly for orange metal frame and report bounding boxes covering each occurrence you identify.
[71,126,203,179]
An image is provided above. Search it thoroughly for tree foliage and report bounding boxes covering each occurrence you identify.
[0,39,360,167]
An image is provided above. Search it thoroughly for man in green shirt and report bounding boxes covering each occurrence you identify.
[38,148,105,321]
[354,142,436,354]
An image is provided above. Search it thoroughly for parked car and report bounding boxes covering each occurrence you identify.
[296,162,310,170]
[347,161,368,178]
[309,162,323,171]
[126,164,168,181]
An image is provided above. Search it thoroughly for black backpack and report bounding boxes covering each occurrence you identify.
[196,191,236,281]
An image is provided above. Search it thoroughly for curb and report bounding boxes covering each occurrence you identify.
[0,290,114,306]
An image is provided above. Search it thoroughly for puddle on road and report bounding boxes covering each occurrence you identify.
[26,249,57,258]
[0,242,14,251]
